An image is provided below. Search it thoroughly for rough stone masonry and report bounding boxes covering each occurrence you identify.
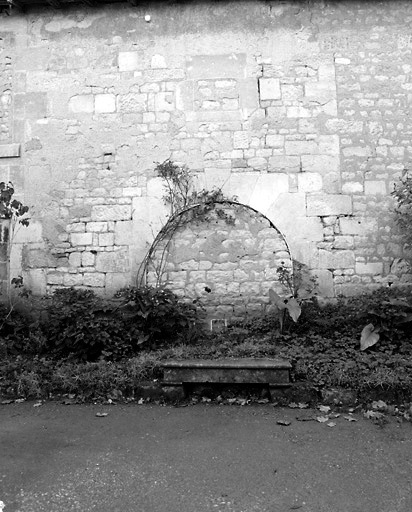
[0,0,411,317]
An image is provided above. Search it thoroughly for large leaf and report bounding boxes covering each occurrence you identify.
[360,323,380,351]
[285,297,301,323]
[269,289,287,310]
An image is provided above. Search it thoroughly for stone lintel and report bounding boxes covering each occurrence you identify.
[0,144,20,159]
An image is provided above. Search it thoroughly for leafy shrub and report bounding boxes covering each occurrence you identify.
[42,286,203,361]
[43,288,128,361]
[117,285,203,348]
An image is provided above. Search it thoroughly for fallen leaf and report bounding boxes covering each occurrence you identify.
[364,410,384,419]
[33,402,42,408]
[360,323,380,350]
[277,419,291,426]
[95,412,108,417]
[318,405,331,413]
[298,403,309,409]
[327,421,336,427]
[201,397,211,403]
[137,398,144,405]
[372,400,387,411]
[15,398,25,403]
[343,415,358,422]
[296,414,315,422]
[1,399,13,405]
[316,416,329,423]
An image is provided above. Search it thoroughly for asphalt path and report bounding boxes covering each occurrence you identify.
[1,401,412,512]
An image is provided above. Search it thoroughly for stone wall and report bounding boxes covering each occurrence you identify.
[146,204,292,320]
[1,0,412,310]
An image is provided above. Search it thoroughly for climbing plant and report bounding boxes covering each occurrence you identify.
[137,161,237,286]
[392,169,412,250]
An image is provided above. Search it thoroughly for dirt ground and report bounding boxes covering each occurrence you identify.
[1,401,412,512]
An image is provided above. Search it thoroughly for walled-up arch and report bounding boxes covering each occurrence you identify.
[139,201,293,323]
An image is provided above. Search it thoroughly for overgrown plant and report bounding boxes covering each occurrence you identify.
[0,182,30,333]
[117,285,203,348]
[392,169,412,249]
[138,161,237,286]
[268,261,318,333]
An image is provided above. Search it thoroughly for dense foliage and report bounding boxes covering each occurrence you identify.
[1,286,412,400]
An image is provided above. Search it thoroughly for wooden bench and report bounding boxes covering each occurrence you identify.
[162,358,292,398]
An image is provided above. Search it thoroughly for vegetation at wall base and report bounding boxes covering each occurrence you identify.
[1,286,412,403]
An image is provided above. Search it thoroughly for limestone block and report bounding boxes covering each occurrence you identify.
[105,272,131,294]
[114,220,133,246]
[312,269,334,297]
[238,79,259,110]
[69,252,81,267]
[99,232,114,246]
[83,273,106,287]
[0,143,20,158]
[319,249,355,269]
[333,236,354,249]
[132,196,169,248]
[26,268,47,295]
[91,205,132,222]
[306,194,352,216]
[287,106,312,118]
[147,177,165,198]
[95,94,116,114]
[24,92,48,120]
[118,93,147,113]
[342,146,373,158]
[68,95,94,113]
[259,78,281,100]
[277,213,323,243]
[298,173,322,192]
[318,100,338,116]
[63,273,84,287]
[86,222,108,232]
[285,140,317,155]
[364,181,387,195]
[355,262,383,275]
[265,134,284,148]
[118,52,140,71]
[233,131,250,149]
[301,155,340,175]
[318,63,336,80]
[340,217,377,235]
[46,272,64,285]
[221,173,288,214]
[186,54,246,79]
[13,221,42,243]
[269,156,301,172]
[151,54,167,69]
[248,157,267,170]
[155,92,174,112]
[96,249,130,273]
[70,232,93,246]
[305,81,336,101]
[82,252,95,267]
[318,135,339,155]
[66,223,85,233]
[176,81,195,111]
[342,182,363,194]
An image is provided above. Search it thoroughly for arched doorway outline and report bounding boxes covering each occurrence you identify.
[137,200,295,295]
